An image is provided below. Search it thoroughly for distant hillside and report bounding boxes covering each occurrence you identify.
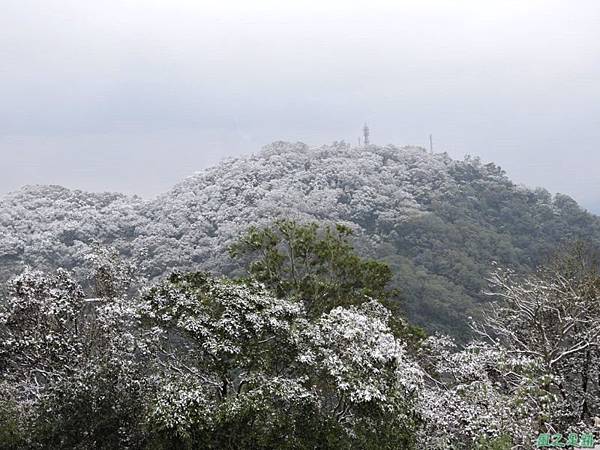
[2,141,599,337]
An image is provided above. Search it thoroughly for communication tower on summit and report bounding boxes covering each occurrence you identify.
[363,123,370,145]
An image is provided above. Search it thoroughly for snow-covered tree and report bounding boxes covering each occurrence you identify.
[477,248,600,430]
[417,335,538,449]
[140,272,422,448]
[140,271,313,446]
[0,249,148,448]
[298,300,422,448]
[417,245,600,449]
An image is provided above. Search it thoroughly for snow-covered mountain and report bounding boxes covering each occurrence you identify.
[2,141,599,337]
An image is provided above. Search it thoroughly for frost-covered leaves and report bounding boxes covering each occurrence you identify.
[297,301,422,448]
[140,272,303,377]
[0,186,145,283]
[0,253,148,448]
[476,255,600,432]
[0,269,85,397]
[150,374,323,449]
[6,240,600,447]
[299,301,420,406]
[28,358,150,450]
[0,246,424,447]
[141,272,315,444]
[83,243,142,298]
[142,142,430,278]
[418,336,538,449]
[415,246,600,449]
[141,273,421,448]
[0,266,139,392]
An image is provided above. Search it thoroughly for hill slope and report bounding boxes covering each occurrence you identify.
[2,141,599,337]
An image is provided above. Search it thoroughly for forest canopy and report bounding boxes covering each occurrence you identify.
[1,142,599,338]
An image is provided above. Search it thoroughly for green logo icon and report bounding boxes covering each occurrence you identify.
[536,433,595,448]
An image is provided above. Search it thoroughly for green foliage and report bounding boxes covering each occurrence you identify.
[230,219,394,316]
[0,390,25,450]
[474,434,513,450]
[146,380,345,450]
[230,220,427,349]
[140,271,420,449]
[27,359,149,450]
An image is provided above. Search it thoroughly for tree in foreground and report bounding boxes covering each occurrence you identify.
[0,247,149,449]
[229,220,394,315]
[230,220,426,348]
[478,244,600,432]
[3,226,600,449]
[418,243,600,449]
[141,272,422,449]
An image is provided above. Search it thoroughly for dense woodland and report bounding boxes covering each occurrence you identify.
[1,142,599,338]
[2,143,600,448]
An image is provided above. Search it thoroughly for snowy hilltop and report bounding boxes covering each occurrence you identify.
[1,141,599,337]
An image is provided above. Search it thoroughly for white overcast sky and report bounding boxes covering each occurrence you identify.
[1,0,600,209]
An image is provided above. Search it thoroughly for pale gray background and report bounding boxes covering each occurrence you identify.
[1,1,599,210]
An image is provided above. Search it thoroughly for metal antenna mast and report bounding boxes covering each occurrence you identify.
[363,123,370,145]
